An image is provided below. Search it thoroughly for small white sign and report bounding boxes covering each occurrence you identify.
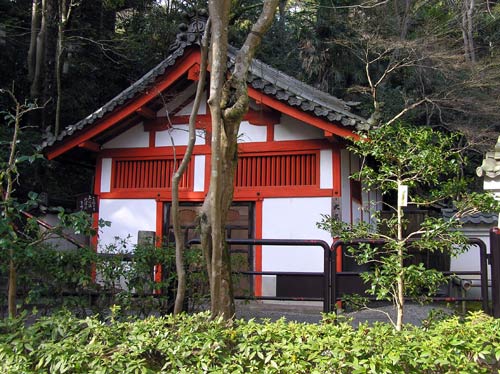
[398,184,408,207]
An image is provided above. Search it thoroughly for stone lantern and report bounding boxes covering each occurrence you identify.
[477,135,500,227]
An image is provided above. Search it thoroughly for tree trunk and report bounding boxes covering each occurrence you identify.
[171,18,210,315]
[28,0,41,83]
[203,0,232,319]
[42,0,58,130]
[30,0,46,100]
[200,0,278,320]
[461,0,476,64]
[396,179,404,331]
[55,0,75,135]
[8,256,17,318]
[5,95,21,318]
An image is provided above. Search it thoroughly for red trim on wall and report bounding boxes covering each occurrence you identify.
[100,145,211,158]
[266,124,274,142]
[78,141,100,153]
[136,106,156,120]
[46,50,201,160]
[336,239,343,273]
[149,130,156,148]
[187,63,200,81]
[248,87,357,140]
[99,191,207,200]
[111,157,193,190]
[234,188,333,199]
[235,151,318,188]
[238,139,330,154]
[244,109,280,126]
[254,200,263,297]
[143,115,211,131]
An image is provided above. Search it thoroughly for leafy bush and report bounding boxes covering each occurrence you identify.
[0,239,209,318]
[1,311,499,373]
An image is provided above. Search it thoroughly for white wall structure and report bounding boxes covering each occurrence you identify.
[261,197,333,296]
[451,227,487,274]
[155,125,206,147]
[98,199,157,252]
[261,197,331,272]
[101,123,148,149]
[100,158,112,193]
[274,115,323,141]
[237,121,267,143]
[451,225,491,299]
[193,155,206,192]
[320,149,333,189]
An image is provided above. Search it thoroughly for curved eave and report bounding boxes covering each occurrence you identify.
[44,49,201,160]
[248,87,359,141]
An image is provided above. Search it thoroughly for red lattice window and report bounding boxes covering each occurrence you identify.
[112,158,192,189]
[235,152,318,187]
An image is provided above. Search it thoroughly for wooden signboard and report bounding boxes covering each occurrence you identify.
[76,194,98,213]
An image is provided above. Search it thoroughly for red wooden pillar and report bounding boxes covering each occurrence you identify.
[490,228,500,317]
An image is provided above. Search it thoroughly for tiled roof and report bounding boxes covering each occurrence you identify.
[442,209,498,225]
[42,15,367,150]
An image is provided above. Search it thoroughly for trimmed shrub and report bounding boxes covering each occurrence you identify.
[1,311,499,373]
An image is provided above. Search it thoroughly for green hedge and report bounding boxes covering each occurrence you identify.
[1,311,499,373]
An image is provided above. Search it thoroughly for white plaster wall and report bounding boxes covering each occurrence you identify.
[237,121,267,143]
[193,155,205,192]
[101,123,148,149]
[100,158,112,193]
[320,149,333,189]
[98,199,157,252]
[450,226,492,298]
[274,115,323,141]
[451,227,490,274]
[155,125,206,147]
[261,197,332,273]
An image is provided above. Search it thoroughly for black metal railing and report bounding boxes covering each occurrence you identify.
[330,238,490,314]
[187,238,333,313]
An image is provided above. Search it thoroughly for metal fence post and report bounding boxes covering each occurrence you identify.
[490,228,500,317]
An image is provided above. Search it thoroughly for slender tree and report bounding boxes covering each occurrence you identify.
[0,89,40,317]
[198,0,279,319]
[55,0,76,135]
[171,15,210,315]
[318,122,499,330]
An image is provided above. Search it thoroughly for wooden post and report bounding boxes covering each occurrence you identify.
[490,228,500,317]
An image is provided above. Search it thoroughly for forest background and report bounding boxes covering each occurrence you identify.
[1,0,500,202]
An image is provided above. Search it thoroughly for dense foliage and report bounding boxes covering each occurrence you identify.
[1,311,500,373]
[0,239,209,318]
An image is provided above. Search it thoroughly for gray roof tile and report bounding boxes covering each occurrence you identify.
[43,16,367,151]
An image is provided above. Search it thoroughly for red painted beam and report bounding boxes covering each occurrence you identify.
[136,106,157,119]
[248,87,358,140]
[78,140,100,153]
